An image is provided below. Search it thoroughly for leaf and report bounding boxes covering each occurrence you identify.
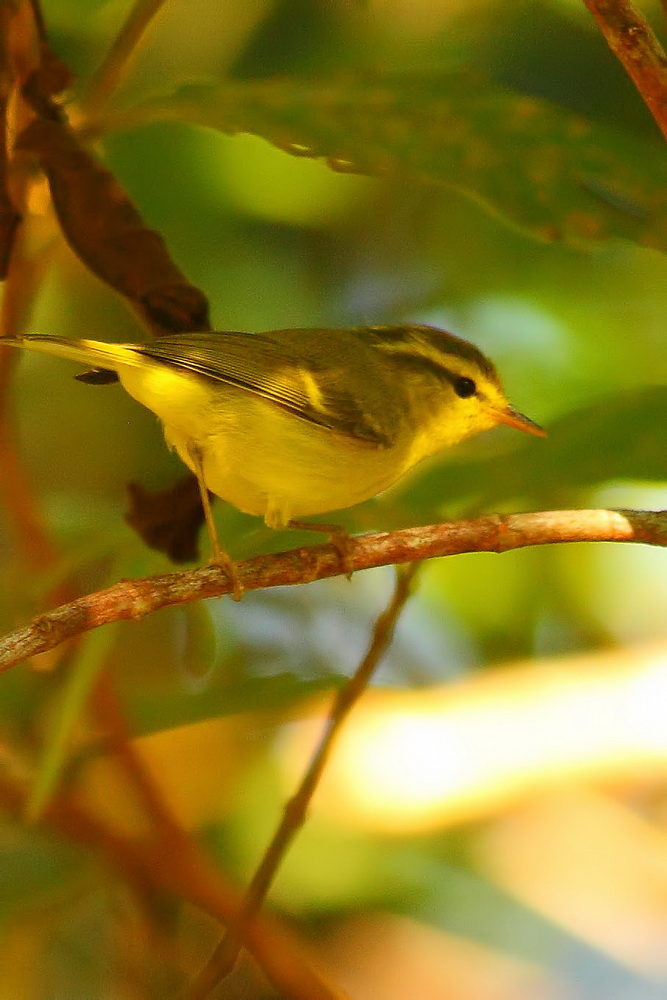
[16,117,210,333]
[396,386,667,513]
[121,71,667,252]
[26,622,119,821]
[128,672,339,737]
[125,473,205,564]
[0,99,21,279]
[0,829,85,920]
[0,9,21,279]
[177,599,220,688]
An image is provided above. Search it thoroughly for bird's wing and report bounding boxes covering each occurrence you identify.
[131,330,394,447]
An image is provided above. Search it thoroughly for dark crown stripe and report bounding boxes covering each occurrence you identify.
[366,325,496,379]
[380,349,464,387]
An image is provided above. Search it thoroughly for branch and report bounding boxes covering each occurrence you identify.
[186,565,419,1000]
[0,772,350,1000]
[1,508,666,671]
[582,0,667,140]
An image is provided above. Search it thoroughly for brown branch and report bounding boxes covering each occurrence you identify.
[0,770,350,1000]
[91,673,188,963]
[91,671,188,846]
[89,671,351,997]
[582,0,667,139]
[186,565,418,1000]
[1,508,666,671]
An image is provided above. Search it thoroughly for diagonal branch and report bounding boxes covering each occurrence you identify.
[186,564,419,1000]
[582,0,667,139]
[1,507,666,671]
[0,770,350,1000]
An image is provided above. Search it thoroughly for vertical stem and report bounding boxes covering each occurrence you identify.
[82,0,169,116]
[0,0,60,572]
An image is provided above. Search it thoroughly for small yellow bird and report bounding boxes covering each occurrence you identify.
[9,325,545,594]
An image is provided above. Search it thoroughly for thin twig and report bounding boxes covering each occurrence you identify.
[582,0,667,139]
[1,507,666,671]
[81,0,169,116]
[186,564,419,1000]
[0,767,350,1000]
[91,671,187,846]
[89,671,217,966]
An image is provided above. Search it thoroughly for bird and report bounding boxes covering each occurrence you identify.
[7,325,545,596]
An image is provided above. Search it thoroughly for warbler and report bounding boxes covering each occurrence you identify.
[8,325,545,593]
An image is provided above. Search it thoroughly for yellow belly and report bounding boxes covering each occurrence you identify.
[118,363,407,528]
[178,403,405,528]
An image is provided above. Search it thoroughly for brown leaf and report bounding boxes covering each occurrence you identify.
[0,100,21,279]
[16,116,210,333]
[125,475,206,564]
[0,12,21,279]
[0,198,21,278]
[15,113,212,561]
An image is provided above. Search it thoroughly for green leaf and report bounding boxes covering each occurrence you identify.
[395,386,667,513]
[127,672,339,737]
[26,623,119,821]
[118,71,667,251]
[0,829,87,921]
[178,600,221,687]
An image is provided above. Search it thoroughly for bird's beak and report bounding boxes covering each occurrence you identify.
[489,404,547,438]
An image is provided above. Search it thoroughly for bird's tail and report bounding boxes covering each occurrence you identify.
[6,335,144,372]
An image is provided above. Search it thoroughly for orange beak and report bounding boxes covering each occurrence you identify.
[489,405,547,438]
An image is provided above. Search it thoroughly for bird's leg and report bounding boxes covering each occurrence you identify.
[189,446,243,601]
[287,520,354,579]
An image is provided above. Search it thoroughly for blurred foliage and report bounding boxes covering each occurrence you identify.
[131,72,667,249]
[2,0,667,998]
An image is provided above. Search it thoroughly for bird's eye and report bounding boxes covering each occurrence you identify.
[453,375,476,398]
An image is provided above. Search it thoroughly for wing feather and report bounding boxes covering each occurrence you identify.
[130,330,395,447]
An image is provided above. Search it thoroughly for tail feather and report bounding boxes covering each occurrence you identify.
[15,336,142,373]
